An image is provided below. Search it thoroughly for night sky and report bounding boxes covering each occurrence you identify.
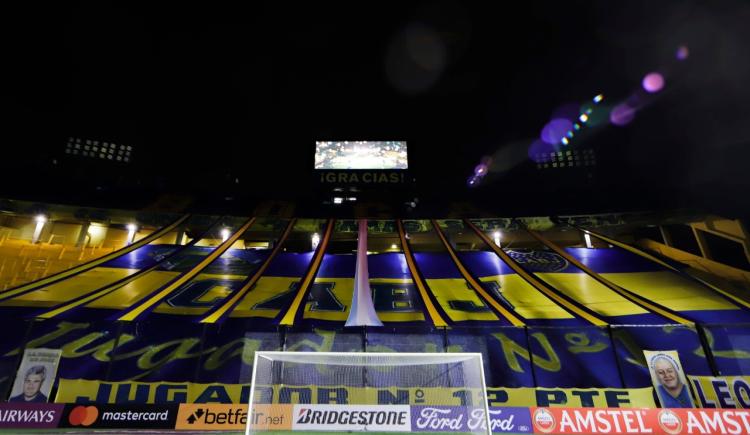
[2,1,749,217]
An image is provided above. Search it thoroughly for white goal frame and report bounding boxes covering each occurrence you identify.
[247,351,491,434]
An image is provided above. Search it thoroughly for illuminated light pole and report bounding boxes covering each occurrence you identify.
[32,215,47,244]
[584,232,593,249]
[126,224,138,245]
[311,233,321,250]
[493,231,502,247]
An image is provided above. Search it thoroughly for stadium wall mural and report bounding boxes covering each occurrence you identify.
[1,208,749,408]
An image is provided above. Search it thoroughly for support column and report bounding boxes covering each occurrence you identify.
[692,226,712,260]
[75,222,90,247]
[659,225,672,247]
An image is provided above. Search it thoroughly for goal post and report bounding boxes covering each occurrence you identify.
[247,351,490,435]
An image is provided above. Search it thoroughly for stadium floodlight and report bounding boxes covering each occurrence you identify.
[221,228,230,242]
[32,215,47,244]
[65,137,132,163]
[584,232,593,248]
[247,352,490,435]
[126,224,137,244]
[492,231,501,247]
[311,233,320,250]
[333,197,343,204]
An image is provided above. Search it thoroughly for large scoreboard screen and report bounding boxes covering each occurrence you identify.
[315,141,408,170]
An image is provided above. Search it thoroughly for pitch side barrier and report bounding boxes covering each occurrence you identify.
[0,402,749,434]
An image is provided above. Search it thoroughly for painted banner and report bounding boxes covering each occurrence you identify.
[0,247,741,391]
[645,350,696,408]
[4,319,727,392]
[4,245,747,326]
[0,403,64,429]
[530,407,750,434]
[690,376,750,409]
[55,379,655,408]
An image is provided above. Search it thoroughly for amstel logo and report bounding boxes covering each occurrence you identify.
[658,409,682,435]
[68,405,99,426]
[532,408,556,434]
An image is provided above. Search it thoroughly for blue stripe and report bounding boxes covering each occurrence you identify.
[316,254,355,278]
[368,253,411,279]
[680,309,750,324]
[523,317,591,327]
[311,253,416,280]
[607,313,676,325]
[262,252,315,277]
[103,244,181,269]
[456,251,514,276]
[412,252,463,279]
[565,247,664,273]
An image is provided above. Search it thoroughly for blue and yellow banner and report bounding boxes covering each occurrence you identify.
[1,244,746,328]
[2,319,743,390]
[690,376,750,408]
[54,379,655,408]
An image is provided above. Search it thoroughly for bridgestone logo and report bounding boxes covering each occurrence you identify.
[292,405,410,432]
[297,409,407,426]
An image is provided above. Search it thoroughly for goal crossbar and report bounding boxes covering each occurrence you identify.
[256,351,483,366]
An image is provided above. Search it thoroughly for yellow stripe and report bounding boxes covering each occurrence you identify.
[279,219,334,326]
[527,229,692,325]
[581,227,750,311]
[464,220,607,326]
[35,262,166,318]
[118,218,256,321]
[397,220,448,327]
[1,214,190,298]
[431,220,524,326]
[201,219,296,323]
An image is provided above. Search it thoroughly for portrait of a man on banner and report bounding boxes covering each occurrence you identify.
[7,348,62,404]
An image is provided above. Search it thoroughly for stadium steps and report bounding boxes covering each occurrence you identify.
[637,238,750,299]
[0,238,115,291]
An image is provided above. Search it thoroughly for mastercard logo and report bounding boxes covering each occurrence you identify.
[68,405,99,426]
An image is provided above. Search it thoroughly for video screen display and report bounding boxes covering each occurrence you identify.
[315,141,408,170]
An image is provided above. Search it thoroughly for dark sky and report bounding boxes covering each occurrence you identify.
[2,1,749,217]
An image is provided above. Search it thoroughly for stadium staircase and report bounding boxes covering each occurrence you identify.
[0,231,119,291]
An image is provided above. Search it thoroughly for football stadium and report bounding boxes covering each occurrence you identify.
[0,199,749,434]
[3,2,750,434]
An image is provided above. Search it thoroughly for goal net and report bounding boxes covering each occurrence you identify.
[247,352,490,435]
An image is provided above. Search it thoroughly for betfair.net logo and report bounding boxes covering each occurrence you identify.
[186,407,247,425]
[176,404,291,430]
[186,408,204,424]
